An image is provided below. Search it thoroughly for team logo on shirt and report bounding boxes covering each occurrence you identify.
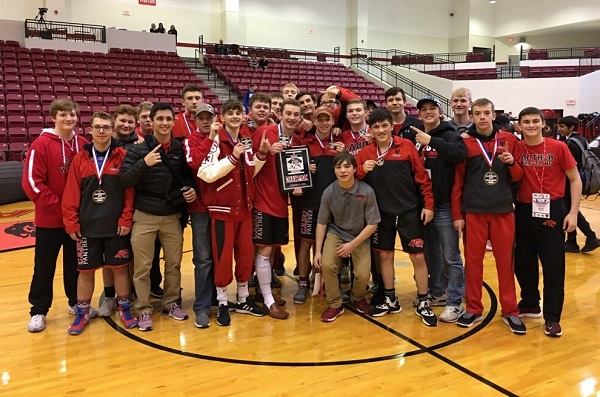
[521,153,555,167]
[355,194,366,203]
[542,220,557,228]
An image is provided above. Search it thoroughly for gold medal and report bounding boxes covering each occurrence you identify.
[92,189,107,204]
[483,170,498,185]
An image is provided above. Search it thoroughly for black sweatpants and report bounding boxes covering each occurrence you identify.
[29,227,78,316]
[514,199,567,323]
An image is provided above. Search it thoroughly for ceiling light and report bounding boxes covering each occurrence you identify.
[489,0,496,3]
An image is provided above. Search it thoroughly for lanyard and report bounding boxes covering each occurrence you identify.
[92,147,110,186]
[183,113,194,136]
[376,140,393,160]
[523,138,547,194]
[315,132,332,149]
[350,128,366,141]
[476,136,498,168]
[225,129,240,146]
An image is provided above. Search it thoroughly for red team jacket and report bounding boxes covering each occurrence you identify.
[21,129,88,228]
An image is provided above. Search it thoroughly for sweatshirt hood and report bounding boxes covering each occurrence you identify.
[39,128,83,164]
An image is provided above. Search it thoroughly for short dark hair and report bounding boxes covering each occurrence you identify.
[368,108,393,126]
[518,107,544,122]
[150,103,175,119]
[333,152,357,169]
[90,111,113,126]
[222,99,245,114]
[250,93,271,107]
[557,115,579,130]
[181,84,203,99]
[296,91,316,102]
[472,98,495,112]
[269,92,284,101]
[384,87,406,102]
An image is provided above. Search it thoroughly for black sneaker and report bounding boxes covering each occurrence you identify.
[271,270,282,288]
[369,296,402,317]
[457,312,483,328]
[564,241,580,253]
[544,321,562,337]
[275,253,286,276]
[234,299,266,317]
[370,284,385,306]
[504,315,527,335]
[216,305,230,326]
[150,285,164,298]
[416,300,438,327]
[581,238,600,253]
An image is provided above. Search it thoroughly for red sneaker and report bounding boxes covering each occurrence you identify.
[321,306,344,322]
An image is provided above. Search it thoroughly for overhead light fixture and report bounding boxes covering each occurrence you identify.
[489,0,496,3]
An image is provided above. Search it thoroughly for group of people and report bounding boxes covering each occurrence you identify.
[22,80,597,339]
[149,23,177,37]
[248,54,269,70]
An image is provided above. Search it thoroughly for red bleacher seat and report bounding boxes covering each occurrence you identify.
[8,142,29,161]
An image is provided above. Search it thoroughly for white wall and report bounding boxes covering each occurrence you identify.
[579,70,600,113]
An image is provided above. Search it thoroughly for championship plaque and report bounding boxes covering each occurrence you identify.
[276,145,313,192]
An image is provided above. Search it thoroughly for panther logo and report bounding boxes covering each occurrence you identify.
[542,220,557,228]
[4,222,36,238]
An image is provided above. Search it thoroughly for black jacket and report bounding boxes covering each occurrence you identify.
[119,135,194,216]
[418,121,466,206]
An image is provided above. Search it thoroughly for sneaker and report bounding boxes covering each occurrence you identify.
[504,315,527,334]
[27,314,46,333]
[271,271,282,288]
[216,305,230,326]
[416,300,438,327]
[518,306,543,318]
[194,312,210,329]
[581,237,600,253]
[137,312,153,332]
[457,312,483,328]
[412,293,447,307]
[353,299,371,314]
[369,296,402,317]
[275,253,286,276]
[370,284,384,305]
[321,306,344,322]
[69,305,98,319]
[150,285,164,298]
[234,299,266,317]
[162,303,189,321]
[564,241,581,253]
[486,240,493,251]
[293,285,309,304]
[440,305,465,323]
[544,321,562,337]
[118,304,138,329]
[68,309,90,335]
[97,297,117,317]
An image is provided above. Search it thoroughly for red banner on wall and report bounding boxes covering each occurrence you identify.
[139,0,156,6]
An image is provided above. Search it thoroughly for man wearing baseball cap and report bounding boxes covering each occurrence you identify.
[411,97,467,323]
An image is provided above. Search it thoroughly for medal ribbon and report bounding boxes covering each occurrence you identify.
[523,138,546,194]
[183,113,194,136]
[92,147,110,187]
[350,128,366,141]
[476,137,498,168]
[314,132,332,149]
[376,140,393,161]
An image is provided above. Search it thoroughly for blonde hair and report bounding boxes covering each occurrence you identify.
[451,87,472,103]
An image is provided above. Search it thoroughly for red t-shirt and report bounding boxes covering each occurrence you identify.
[517,138,577,202]
[341,128,369,156]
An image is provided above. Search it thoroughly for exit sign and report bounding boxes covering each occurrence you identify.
[139,0,156,5]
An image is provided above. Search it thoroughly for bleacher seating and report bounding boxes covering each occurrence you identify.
[0,42,220,146]
[204,54,386,104]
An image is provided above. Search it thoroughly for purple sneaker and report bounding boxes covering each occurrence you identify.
[137,312,153,332]
[162,303,189,321]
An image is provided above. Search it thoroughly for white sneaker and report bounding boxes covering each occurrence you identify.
[28,314,46,332]
[97,297,117,317]
[486,240,493,251]
[69,305,98,319]
[440,305,465,323]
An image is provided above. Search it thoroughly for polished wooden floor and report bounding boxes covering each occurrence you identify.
[1,199,599,396]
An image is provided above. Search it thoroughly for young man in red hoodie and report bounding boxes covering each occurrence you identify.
[22,98,91,333]
[62,112,137,335]
[198,99,270,326]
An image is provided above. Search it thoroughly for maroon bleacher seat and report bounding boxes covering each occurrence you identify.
[8,142,29,161]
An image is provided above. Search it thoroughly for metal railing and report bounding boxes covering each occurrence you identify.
[24,19,106,43]
[352,51,450,115]
[520,46,600,61]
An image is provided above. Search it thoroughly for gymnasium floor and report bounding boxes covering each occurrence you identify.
[0,199,599,396]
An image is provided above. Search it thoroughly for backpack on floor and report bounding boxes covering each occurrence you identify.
[567,137,600,197]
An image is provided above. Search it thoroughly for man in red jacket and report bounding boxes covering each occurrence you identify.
[62,112,137,335]
[172,84,204,139]
[198,99,270,326]
[22,98,90,333]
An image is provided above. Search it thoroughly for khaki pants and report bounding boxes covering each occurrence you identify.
[130,210,183,314]
[321,233,371,308]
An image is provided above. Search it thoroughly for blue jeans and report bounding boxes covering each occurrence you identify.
[423,205,465,306]
[190,212,215,315]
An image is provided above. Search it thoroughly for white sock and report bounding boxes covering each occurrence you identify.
[237,282,249,303]
[255,254,275,307]
[216,287,228,306]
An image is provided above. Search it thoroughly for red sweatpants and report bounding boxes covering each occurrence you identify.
[211,217,254,288]
[464,212,519,316]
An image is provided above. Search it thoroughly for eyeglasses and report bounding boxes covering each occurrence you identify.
[321,100,337,106]
[90,125,113,132]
